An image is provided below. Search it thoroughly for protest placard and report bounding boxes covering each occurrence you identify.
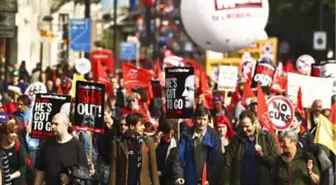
[31,94,71,139]
[165,67,194,118]
[74,81,105,133]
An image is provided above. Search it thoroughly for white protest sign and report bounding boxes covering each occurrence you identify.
[25,82,47,99]
[267,96,294,131]
[287,73,333,108]
[218,66,238,91]
[75,58,91,75]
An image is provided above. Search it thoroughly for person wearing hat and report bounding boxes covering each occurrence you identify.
[6,70,27,94]
[211,95,235,129]
[246,97,258,115]
[3,88,19,114]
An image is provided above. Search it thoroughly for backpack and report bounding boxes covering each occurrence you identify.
[65,165,92,185]
[15,142,32,167]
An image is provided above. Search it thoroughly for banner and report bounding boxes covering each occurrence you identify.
[251,61,275,89]
[287,73,333,109]
[31,94,71,139]
[218,66,238,91]
[312,62,336,78]
[165,67,194,118]
[74,81,105,133]
[206,38,278,75]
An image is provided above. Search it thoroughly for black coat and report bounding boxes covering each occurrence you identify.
[156,139,177,185]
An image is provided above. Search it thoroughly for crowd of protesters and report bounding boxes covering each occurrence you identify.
[0,59,335,185]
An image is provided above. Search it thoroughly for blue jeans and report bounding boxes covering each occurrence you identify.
[30,150,37,167]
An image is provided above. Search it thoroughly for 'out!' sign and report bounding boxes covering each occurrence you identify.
[266,96,294,131]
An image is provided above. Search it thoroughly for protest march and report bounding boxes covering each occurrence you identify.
[0,50,335,185]
[0,0,335,185]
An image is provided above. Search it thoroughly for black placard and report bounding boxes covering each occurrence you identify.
[74,81,105,134]
[165,67,194,118]
[251,62,275,88]
[31,94,71,139]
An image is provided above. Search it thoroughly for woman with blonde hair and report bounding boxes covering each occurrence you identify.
[0,119,27,185]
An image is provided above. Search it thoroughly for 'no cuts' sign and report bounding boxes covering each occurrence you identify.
[267,96,294,131]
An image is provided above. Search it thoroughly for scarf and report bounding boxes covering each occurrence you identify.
[125,133,144,185]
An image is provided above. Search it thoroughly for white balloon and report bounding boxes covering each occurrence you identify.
[180,0,269,52]
[296,54,315,75]
[75,58,91,75]
[256,30,268,40]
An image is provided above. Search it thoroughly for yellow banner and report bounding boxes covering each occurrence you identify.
[314,115,336,154]
[71,74,86,98]
[206,38,278,76]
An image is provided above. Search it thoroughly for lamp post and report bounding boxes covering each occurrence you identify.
[113,0,117,65]
[318,0,323,31]
[84,0,91,59]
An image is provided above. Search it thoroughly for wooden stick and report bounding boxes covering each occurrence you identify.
[89,131,93,165]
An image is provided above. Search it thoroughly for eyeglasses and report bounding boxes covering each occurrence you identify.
[280,139,292,145]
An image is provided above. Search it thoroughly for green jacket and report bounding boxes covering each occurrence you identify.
[274,149,320,185]
[223,130,279,185]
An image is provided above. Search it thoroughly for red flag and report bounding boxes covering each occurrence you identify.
[271,75,288,94]
[295,87,306,119]
[57,85,63,95]
[201,162,207,185]
[285,61,297,73]
[94,59,113,95]
[228,85,241,114]
[257,83,281,151]
[184,59,202,77]
[241,80,255,106]
[163,47,184,67]
[331,103,336,124]
[122,63,153,102]
[199,69,213,109]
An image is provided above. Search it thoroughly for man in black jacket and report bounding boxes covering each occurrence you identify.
[156,119,177,185]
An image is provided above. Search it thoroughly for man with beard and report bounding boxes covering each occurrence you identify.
[224,110,279,185]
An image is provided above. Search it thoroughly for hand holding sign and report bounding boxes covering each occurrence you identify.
[255,144,263,157]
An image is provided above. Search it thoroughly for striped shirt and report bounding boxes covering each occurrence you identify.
[1,151,12,185]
